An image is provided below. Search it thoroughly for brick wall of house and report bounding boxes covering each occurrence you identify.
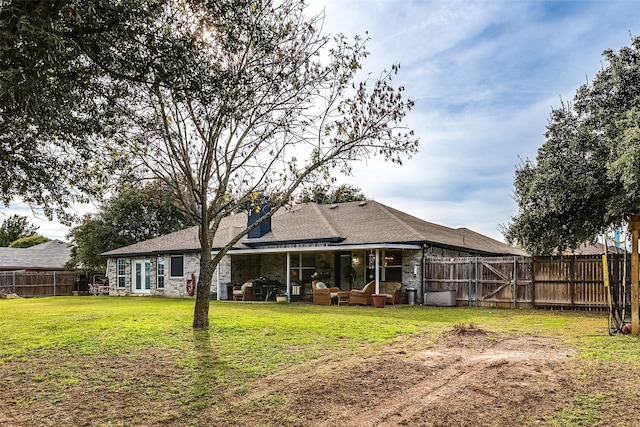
[231,254,260,283]
[259,253,287,282]
[402,249,423,304]
[106,247,462,303]
[160,253,199,297]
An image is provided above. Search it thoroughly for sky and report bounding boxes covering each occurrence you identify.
[3,0,640,242]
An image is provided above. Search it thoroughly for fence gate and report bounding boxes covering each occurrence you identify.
[424,256,533,308]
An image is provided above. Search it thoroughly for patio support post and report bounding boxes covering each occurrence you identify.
[286,252,290,297]
[375,249,380,294]
[629,215,640,336]
[216,266,220,301]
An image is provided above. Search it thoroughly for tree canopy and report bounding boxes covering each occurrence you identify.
[0,214,38,246]
[8,235,51,248]
[504,36,640,254]
[66,181,196,270]
[297,184,367,204]
[0,0,181,221]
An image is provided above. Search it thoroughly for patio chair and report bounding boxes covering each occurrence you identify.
[232,281,256,301]
[349,281,376,306]
[312,280,340,305]
[89,278,110,296]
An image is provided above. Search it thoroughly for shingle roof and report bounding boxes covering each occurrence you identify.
[0,239,72,270]
[561,241,627,255]
[102,200,526,257]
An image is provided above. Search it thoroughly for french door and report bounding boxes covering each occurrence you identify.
[132,260,151,294]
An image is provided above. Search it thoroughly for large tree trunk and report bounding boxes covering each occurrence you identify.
[193,248,214,329]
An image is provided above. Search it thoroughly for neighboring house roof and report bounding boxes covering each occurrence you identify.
[0,240,73,271]
[102,200,526,257]
[561,241,628,256]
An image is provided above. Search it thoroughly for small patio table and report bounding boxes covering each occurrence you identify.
[337,291,350,306]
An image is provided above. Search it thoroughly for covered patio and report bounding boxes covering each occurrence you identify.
[214,244,421,304]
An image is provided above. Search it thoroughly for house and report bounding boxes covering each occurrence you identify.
[0,240,72,271]
[102,200,526,303]
[561,241,628,256]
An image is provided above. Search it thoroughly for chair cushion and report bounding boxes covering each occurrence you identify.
[315,282,327,289]
[330,292,338,298]
[241,282,253,291]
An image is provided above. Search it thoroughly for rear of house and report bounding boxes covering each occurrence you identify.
[102,200,525,304]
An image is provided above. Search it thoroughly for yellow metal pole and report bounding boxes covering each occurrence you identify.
[602,239,614,333]
[629,215,640,336]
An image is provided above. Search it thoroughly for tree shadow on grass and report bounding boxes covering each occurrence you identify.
[185,329,219,412]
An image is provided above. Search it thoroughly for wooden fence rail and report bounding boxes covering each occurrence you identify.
[424,255,631,311]
[0,271,92,297]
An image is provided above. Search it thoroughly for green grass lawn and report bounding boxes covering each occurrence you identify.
[1,297,638,426]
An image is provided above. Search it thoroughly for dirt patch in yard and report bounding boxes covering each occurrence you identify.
[3,327,640,426]
[209,327,579,426]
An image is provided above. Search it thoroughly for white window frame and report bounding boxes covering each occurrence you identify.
[157,256,165,289]
[117,258,126,288]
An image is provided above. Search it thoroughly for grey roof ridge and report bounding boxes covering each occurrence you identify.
[310,202,341,237]
[374,201,428,241]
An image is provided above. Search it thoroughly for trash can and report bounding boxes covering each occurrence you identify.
[406,288,416,305]
[219,282,229,300]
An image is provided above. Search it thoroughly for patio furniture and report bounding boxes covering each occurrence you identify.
[89,276,109,296]
[378,281,403,305]
[349,281,376,306]
[290,283,301,302]
[337,291,350,306]
[232,281,256,301]
[312,280,340,305]
[89,282,110,296]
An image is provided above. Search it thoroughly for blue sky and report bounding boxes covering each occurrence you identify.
[3,0,640,242]
[308,0,640,240]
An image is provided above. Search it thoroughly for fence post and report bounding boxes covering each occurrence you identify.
[513,257,517,308]
[531,257,536,308]
[13,271,16,294]
[474,257,479,307]
[569,257,575,307]
[53,271,56,296]
[467,258,472,307]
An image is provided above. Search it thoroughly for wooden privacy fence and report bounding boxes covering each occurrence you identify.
[424,255,632,310]
[0,271,91,297]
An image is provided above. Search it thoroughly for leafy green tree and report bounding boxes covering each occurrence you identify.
[0,215,38,246]
[8,235,51,248]
[66,181,196,270]
[0,0,185,222]
[297,184,367,204]
[504,36,640,255]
